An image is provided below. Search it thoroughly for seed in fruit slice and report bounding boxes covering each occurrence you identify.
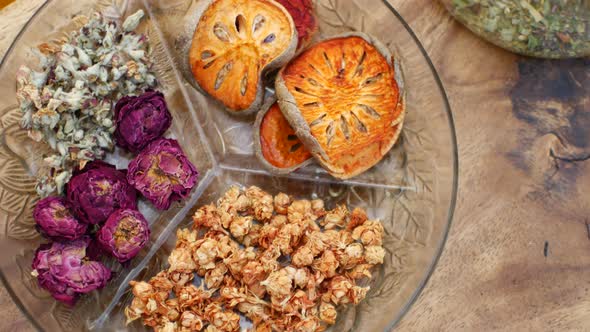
[188,0,298,114]
[254,98,313,174]
[276,32,406,179]
[276,0,318,51]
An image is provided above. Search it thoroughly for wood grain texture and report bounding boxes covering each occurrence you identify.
[392,1,590,331]
[0,0,589,331]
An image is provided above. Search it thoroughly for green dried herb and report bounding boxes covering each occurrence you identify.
[449,0,590,58]
[16,10,157,197]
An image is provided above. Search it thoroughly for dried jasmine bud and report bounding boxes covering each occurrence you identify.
[125,187,386,331]
[123,9,145,32]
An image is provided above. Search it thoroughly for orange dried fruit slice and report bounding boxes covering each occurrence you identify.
[254,98,313,174]
[276,32,406,179]
[188,0,298,114]
[276,0,318,50]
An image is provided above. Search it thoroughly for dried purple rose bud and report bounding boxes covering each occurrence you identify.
[32,243,77,305]
[31,238,111,306]
[33,196,87,241]
[97,209,150,263]
[114,91,172,153]
[127,139,198,210]
[66,161,137,225]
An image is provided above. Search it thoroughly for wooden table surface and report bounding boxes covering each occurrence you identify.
[1,0,589,331]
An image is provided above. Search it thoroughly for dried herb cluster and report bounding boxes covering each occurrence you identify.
[450,0,590,58]
[16,10,157,197]
[125,186,386,331]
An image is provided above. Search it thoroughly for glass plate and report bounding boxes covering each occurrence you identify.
[0,0,457,330]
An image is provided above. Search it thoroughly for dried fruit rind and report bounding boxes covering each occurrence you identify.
[276,32,406,179]
[253,97,313,174]
[187,0,298,114]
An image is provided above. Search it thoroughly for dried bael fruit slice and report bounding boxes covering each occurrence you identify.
[188,0,298,114]
[254,97,313,174]
[276,32,406,179]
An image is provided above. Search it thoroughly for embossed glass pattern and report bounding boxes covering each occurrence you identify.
[0,0,457,331]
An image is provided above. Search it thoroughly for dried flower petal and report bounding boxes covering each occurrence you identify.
[311,250,339,278]
[229,215,253,238]
[114,90,172,152]
[32,238,111,305]
[193,204,224,231]
[204,302,241,332]
[319,301,337,324]
[322,276,353,305]
[127,139,199,210]
[321,204,349,230]
[287,200,315,226]
[192,238,218,270]
[276,0,318,50]
[246,186,274,221]
[17,10,155,197]
[274,193,291,215]
[304,231,327,256]
[179,311,205,331]
[34,196,87,241]
[97,209,150,262]
[352,220,384,246]
[205,262,228,289]
[311,199,326,218]
[67,161,137,225]
[364,245,386,265]
[346,264,373,280]
[241,223,262,247]
[123,9,145,32]
[349,285,369,304]
[125,187,385,331]
[150,271,175,293]
[347,207,368,231]
[169,246,197,272]
[339,243,365,269]
[261,268,292,300]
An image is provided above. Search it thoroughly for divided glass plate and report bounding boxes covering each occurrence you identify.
[0,0,457,331]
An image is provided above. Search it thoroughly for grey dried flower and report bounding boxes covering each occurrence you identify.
[123,10,145,32]
[16,10,157,197]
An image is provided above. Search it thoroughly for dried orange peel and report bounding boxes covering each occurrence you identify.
[254,97,313,174]
[276,32,406,179]
[188,0,298,114]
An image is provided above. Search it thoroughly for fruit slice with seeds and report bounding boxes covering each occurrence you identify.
[189,0,297,114]
[276,32,406,179]
[254,98,313,174]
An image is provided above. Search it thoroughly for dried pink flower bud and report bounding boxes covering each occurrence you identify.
[66,161,137,225]
[97,209,150,263]
[31,238,111,306]
[114,91,172,153]
[127,139,198,210]
[34,196,87,241]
